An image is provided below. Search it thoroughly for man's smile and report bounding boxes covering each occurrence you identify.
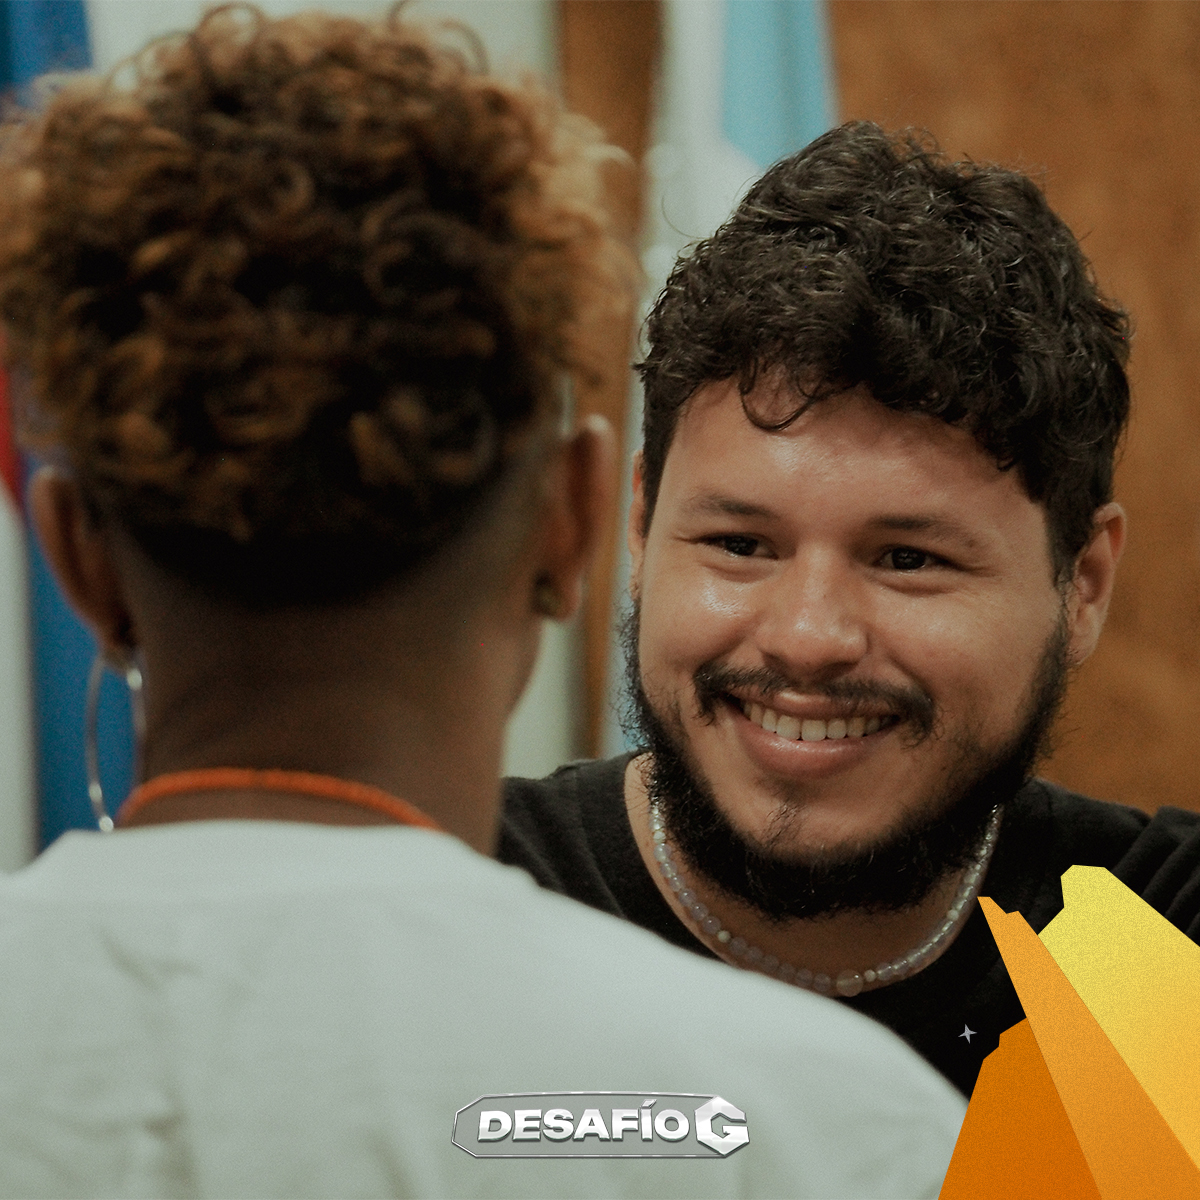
[733,693,898,741]
[713,691,901,782]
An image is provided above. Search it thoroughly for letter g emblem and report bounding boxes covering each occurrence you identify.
[694,1096,749,1156]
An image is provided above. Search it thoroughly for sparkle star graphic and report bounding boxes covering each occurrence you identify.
[959,1025,976,1043]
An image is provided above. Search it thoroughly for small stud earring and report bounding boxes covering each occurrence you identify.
[533,576,565,619]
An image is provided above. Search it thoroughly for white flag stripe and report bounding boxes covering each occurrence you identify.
[0,490,34,870]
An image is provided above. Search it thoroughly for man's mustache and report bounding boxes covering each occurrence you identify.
[692,661,937,740]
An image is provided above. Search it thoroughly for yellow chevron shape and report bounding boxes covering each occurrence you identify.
[979,898,1200,1198]
[1038,866,1200,1168]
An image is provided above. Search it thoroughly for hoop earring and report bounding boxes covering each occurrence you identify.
[85,649,145,832]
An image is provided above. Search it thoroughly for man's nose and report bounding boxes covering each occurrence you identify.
[753,551,869,679]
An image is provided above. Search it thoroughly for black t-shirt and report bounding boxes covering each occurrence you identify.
[498,755,1200,1097]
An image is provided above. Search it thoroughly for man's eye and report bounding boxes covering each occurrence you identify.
[884,547,934,571]
[711,535,761,557]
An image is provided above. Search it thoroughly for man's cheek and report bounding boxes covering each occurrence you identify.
[661,580,751,662]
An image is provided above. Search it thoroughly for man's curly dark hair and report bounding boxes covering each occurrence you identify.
[637,121,1131,579]
[0,3,628,603]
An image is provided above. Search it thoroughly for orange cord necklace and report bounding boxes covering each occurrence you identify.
[115,767,444,832]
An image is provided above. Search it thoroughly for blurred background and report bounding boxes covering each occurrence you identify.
[1,0,1197,866]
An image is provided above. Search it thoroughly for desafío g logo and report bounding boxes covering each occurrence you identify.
[453,1092,749,1159]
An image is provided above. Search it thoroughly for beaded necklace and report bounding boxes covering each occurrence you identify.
[649,802,1001,997]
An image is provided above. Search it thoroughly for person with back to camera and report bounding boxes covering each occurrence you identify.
[0,6,965,1199]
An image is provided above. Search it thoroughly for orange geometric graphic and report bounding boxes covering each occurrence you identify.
[939,1018,1100,1200]
[940,889,1200,1199]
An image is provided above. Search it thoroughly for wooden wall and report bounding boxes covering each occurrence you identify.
[557,0,660,754]
[830,0,1200,814]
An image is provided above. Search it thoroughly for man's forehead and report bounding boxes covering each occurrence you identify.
[659,377,1055,560]
[670,377,1006,488]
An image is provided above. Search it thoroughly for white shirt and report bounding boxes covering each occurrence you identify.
[0,822,965,1198]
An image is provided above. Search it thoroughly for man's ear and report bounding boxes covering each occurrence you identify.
[627,451,647,601]
[27,467,135,655]
[1066,501,1126,665]
[533,414,616,621]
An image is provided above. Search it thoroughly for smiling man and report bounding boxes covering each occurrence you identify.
[500,123,1200,1097]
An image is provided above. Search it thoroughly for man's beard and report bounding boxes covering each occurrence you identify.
[624,604,1070,922]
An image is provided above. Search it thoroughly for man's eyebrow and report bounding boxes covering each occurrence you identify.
[870,514,984,547]
[682,498,988,547]
[683,493,777,519]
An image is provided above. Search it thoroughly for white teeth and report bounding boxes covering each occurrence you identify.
[740,702,889,742]
[776,714,801,740]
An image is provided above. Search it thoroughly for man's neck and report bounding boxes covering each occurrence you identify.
[623,754,971,990]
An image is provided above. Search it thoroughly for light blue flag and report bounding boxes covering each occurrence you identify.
[722,0,834,169]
